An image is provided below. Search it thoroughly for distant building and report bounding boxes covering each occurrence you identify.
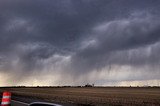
[84,83,94,87]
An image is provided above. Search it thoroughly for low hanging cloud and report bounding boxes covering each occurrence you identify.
[70,13,160,73]
[0,0,160,86]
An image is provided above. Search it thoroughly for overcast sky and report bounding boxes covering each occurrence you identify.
[0,0,160,86]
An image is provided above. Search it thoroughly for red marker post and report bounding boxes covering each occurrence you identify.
[1,91,11,106]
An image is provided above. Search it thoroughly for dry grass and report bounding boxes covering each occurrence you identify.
[0,87,160,106]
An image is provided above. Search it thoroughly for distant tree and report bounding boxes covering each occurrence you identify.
[85,83,94,87]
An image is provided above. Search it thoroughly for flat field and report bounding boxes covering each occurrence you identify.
[0,87,160,106]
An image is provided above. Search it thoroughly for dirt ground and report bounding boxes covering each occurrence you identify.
[0,87,160,106]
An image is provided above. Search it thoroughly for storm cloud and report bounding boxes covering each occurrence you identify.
[0,0,160,86]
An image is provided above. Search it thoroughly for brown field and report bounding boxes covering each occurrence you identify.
[0,87,160,106]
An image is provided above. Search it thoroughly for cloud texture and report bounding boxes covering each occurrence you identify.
[0,0,160,86]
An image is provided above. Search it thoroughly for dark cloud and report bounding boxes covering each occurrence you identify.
[0,0,160,85]
[70,14,160,74]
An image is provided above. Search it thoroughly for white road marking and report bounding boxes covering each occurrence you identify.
[11,100,29,105]
[30,102,62,106]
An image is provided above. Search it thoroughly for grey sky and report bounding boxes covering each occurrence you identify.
[0,0,160,86]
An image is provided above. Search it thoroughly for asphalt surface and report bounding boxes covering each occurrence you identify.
[0,96,76,106]
[11,100,29,106]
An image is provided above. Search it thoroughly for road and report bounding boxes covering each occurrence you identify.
[1,96,75,106]
[11,100,29,106]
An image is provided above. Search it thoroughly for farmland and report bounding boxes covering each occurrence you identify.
[0,87,160,106]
